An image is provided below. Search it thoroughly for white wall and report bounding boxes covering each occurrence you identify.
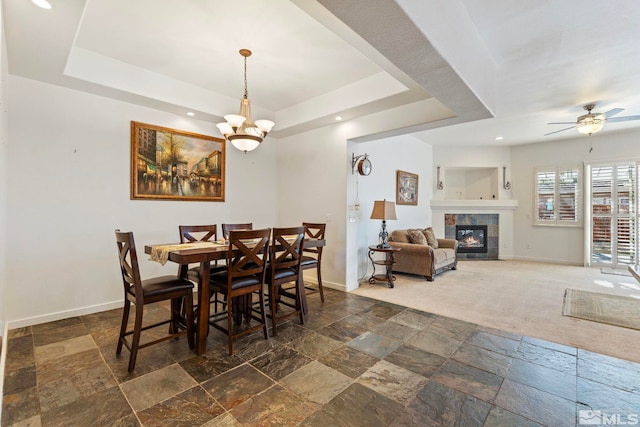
[0,3,8,337]
[5,76,278,327]
[0,5,8,408]
[347,134,433,285]
[511,129,640,264]
[276,124,349,290]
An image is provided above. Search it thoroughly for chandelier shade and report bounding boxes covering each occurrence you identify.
[216,49,274,153]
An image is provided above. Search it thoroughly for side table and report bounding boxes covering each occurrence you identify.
[368,245,401,288]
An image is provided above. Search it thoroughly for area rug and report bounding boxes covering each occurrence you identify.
[600,267,632,277]
[562,288,640,331]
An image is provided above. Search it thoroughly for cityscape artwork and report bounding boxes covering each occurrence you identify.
[130,121,225,201]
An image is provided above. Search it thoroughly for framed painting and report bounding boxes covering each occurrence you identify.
[130,121,225,201]
[396,170,418,205]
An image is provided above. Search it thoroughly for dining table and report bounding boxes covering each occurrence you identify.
[145,236,326,355]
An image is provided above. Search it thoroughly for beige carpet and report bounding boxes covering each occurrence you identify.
[563,288,640,330]
[352,260,640,364]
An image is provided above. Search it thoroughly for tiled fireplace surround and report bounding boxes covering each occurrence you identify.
[430,200,518,260]
[445,214,499,259]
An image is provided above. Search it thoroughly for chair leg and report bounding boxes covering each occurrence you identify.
[185,293,195,350]
[116,299,130,355]
[270,283,279,336]
[296,279,305,325]
[128,303,144,372]
[258,285,269,340]
[317,266,324,303]
[226,297,234,355]
[244,293,253,325]
[232,297,243,326]
[170,298,181,334]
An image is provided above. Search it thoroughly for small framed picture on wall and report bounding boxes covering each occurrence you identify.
[396,170,418,205]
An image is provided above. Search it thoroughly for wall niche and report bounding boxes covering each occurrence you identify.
[443,167,499,200]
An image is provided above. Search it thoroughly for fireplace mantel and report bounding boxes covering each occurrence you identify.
[430,200,518,211]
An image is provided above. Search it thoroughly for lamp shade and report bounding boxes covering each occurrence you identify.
[370,200,397,220]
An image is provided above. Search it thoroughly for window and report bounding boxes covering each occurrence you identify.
[534,166,582,226]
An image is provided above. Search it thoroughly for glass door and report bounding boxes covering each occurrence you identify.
[588,163,637,267]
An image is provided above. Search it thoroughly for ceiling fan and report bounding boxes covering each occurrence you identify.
[545,103,640,137]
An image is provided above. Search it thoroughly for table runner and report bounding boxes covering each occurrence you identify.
[149,241,224,265]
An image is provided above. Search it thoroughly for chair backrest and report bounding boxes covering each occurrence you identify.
[302,222,326,255]
[226,228,270,281]
[115,230,142,298]
[222,223,253,239]
[179,224,218,243]
[270,226,305,271]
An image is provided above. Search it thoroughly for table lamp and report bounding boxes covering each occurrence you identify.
[370,199,397,248]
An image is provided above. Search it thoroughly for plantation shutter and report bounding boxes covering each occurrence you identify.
[616,165,635,264]
[535,170,556,222]
[591,166,613,258]
[534,166,582,226]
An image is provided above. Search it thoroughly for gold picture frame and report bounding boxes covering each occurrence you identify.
[396,170,418,205]
[130,121,225,201]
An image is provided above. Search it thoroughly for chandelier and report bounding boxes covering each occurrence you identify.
[216,49,275,153]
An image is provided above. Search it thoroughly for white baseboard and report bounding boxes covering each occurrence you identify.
[303,277,347,292]
[7,301,123,330]
[510,255,583,266]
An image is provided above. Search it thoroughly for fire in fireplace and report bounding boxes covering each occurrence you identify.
[455,225,488,253]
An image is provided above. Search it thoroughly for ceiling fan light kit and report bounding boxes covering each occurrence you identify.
[546,103,640,137]
[576,105,606,135]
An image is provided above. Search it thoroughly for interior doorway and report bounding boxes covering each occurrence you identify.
[586,162,637,268]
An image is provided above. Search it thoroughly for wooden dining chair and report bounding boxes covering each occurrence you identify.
[266,226,306,336]
[178,224,226,317]
[208,228,270,355]
[221,223,253,240]
[300,222,326,302]
[114,230,194,372]
[179,224,221,279]
[220,224,254,319]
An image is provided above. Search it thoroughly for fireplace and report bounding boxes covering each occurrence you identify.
[455,225,488,253]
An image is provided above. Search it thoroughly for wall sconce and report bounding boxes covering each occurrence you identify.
[437,166,444,190]
[503,166,511,190]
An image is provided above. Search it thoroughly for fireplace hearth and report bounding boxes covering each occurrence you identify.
[456,225,488,253]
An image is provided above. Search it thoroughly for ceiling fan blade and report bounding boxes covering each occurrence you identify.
[544,126,575,136]
[604,108,624,118]
[607,115,640,122]
[547,122,576,125]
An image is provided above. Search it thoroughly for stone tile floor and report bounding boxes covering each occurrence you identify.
[3,288,640,426]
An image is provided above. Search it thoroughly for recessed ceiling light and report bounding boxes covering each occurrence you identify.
[32,0,52,9]
[495,136,504,141]
[335,116,343,121]
[186,112,195,116]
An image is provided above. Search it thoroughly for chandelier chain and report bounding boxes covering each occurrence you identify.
[243,56,248,99]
